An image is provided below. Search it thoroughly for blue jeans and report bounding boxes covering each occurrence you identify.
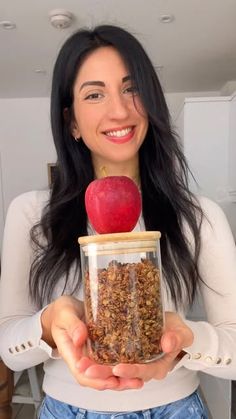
[38,390,208,418]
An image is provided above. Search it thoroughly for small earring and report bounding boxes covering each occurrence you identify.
[74,136,80,142]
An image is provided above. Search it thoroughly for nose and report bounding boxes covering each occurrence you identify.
[107,93,130,120]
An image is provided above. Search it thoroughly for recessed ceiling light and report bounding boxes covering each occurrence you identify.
[49,9,73,29]
[160,14,175,24]
[0,20,16,30]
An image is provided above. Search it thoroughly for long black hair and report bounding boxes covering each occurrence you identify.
[30,25,203,308]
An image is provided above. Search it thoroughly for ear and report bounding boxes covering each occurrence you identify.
[71,124,81,140]
[63,108,81,139]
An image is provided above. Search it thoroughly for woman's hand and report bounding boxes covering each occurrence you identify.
[41,296,143,391]
[112,312,193,381]
[81,312,194,383]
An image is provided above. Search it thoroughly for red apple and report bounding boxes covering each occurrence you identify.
[85,176,142,234]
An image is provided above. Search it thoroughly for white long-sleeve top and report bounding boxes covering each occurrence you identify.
[0,190,236,411]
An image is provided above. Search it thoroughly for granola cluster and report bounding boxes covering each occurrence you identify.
[84,258,163,364]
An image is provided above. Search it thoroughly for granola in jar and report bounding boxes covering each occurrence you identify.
[84,258,163,364]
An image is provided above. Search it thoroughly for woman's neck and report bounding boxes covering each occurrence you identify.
[93,157,140,188]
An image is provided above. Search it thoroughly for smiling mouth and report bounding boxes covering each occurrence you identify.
[104,126,134,139]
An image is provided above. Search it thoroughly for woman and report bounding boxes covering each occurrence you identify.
[0,25,236,419]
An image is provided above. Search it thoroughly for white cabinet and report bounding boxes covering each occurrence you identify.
[176,93,236,419]
[229,93,236,201]
[176,93,236,239]
[178,96,229,200]
[0,152,4,251]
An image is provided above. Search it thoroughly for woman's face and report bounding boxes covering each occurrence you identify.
[72,46,148,170]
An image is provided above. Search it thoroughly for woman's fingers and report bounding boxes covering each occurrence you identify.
[112,362,159,381]
[163,312,194,350]
[76,357,144,390]
[53,305,87,343]
[112,351,179,381]
[112,363,141,379]
[76,356,95,373]
[48,298,139,391]
[114,377,144,390]
[161,329,189,353]
[81,359,114,378]
[52,314,141,390]
[73,357,142,390]
[50,305,194,388]
[53,331,120,390]
[111,312,194,382]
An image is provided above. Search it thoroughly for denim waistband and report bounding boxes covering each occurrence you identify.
[39,390,208,419]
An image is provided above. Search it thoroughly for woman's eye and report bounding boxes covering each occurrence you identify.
[123,85,138,95]
[84,92,103,100]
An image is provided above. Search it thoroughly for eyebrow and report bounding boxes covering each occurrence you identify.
[79,75,131,91]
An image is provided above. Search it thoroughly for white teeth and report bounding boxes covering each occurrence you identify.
[106,127,132,137]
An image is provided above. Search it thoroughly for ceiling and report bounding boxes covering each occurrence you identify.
[0,0,236,98]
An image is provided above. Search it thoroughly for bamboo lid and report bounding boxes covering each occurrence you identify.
[78,231,161,245]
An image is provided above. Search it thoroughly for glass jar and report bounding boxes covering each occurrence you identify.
[78,231,164,365]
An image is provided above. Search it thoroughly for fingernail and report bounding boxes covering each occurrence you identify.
[105,380,117,389]
[84,368,97,378]
[75,361,84,372]
[112,366,119,375]
[75,361,80,369]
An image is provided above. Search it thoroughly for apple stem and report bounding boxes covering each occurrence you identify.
[100,165,108,178]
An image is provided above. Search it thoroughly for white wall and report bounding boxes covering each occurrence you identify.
[0,98,56,219]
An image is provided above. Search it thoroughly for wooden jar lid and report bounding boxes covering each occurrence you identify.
[78,231,161,245]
